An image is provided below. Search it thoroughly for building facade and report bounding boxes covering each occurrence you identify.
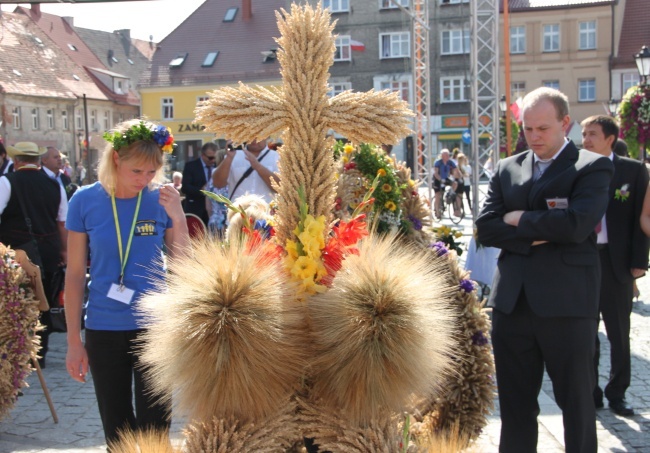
[138,0,288,176]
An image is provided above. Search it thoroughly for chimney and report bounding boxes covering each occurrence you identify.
[242,0,252,21]
[115,29,131,40]
[63,16,74,27]
[30,3,40,15]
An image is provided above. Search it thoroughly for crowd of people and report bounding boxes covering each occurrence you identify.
[2,84,650,452]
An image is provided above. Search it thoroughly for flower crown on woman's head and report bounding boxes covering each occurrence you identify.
[103,121,176,154]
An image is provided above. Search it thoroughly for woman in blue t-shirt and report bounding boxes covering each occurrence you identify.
[64,119,189,447]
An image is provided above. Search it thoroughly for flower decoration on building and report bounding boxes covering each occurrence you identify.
[103,121,176,154]
[614,183,630,202]
[618,84,650,159]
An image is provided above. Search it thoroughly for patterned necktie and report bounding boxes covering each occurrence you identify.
[534,160,552,181]
[205,165,211,185]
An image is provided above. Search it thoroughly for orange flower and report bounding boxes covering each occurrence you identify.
[377,168,387,177]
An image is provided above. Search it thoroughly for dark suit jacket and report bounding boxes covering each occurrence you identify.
[476,141,614,318]
[604,155,649,283]
[41,168,74,199]
[181,158,210,220]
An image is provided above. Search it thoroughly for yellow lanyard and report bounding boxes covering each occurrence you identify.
[111,190,142,288]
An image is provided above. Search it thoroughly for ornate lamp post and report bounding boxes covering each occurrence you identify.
[634,45,650,86]
[607,98,620,117]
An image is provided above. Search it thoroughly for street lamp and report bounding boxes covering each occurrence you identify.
[634,45,650,85]
[607,98,620,117]
[499,95,507,116]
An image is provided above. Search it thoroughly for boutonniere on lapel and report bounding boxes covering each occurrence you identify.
[614,183,630,202]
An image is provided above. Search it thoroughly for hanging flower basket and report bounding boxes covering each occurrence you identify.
[618,84,650,159]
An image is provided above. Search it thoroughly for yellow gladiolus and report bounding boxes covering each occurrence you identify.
[291,256,319,281]
[343,143,355,154]
[285,239,299,260]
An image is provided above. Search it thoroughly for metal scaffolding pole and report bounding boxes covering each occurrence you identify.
[470,0,499,220]
[391,0,432,201]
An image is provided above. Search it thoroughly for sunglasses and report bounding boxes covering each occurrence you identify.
[203,154,216,161]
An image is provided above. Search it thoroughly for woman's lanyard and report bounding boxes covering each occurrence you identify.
[111,190,142,290]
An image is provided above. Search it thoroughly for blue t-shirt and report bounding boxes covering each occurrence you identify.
[66,182,173,330]
[434,158,457,180]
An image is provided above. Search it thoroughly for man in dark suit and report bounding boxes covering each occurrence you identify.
[41,146,75,200]
[581,115,648,416]
[476,88,614,453]
[181,142,218,224]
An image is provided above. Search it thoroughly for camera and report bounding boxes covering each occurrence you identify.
[227,142,245,151]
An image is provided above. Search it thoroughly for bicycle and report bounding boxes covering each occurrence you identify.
[435,181,464,224]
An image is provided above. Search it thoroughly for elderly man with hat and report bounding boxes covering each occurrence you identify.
[0,142,68,367]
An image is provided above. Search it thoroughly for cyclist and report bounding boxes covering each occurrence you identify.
[433,149,461,218]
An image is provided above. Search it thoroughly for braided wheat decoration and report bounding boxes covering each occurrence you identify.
[195,4,412,245]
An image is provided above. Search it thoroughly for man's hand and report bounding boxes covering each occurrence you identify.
[243,149,260,171]
[631,268,646,279]
[503,210,525,227]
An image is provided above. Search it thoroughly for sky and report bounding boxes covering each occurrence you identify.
[1,0,207,42]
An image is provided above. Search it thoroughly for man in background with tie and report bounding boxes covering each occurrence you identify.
[476,87,613,453]
[182,142,218,225]
[581,115,648,416]
[42,146,75,199]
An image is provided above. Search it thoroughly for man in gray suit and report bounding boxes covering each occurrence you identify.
[476,88,614,453]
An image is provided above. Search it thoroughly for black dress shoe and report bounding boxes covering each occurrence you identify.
[594,398,604,409]
[609,399,634,416]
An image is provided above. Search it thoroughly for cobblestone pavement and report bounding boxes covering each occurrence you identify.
[1,208,649,452]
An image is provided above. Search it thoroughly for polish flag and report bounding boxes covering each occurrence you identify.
[350,39,365,52]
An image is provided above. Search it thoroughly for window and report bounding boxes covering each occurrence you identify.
[511,81,526,100]
[578,79,596,102]
[327,82,352,97]
[118,113,124,124]
[46,109,54,129]
[103,111,110,130]
[76,109,84,130]
[324,0,349,12]
[170,53,188,68]
[510,26,525,54]
[440,77,469,102]
[380,0,408,8]
[116,80,123,94]
[381,80,410,103]
[202,52,219,67]
[127,58,134,65]
[441,29,470,55]
[224,7,238,22]
[334,36,351,61]
[67,43,78,51]
[441,0,469,3]
[380,32,410,58]
[543,24,560,52]
[579,21,596,50]
[90,110,97,130]
[31,108,39,130]
[622,73,640,93]
[162,98,174,120]
[12,107,20,130]
[543,80,560,90]
[197,96,210,107]
[62,110,69,130]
